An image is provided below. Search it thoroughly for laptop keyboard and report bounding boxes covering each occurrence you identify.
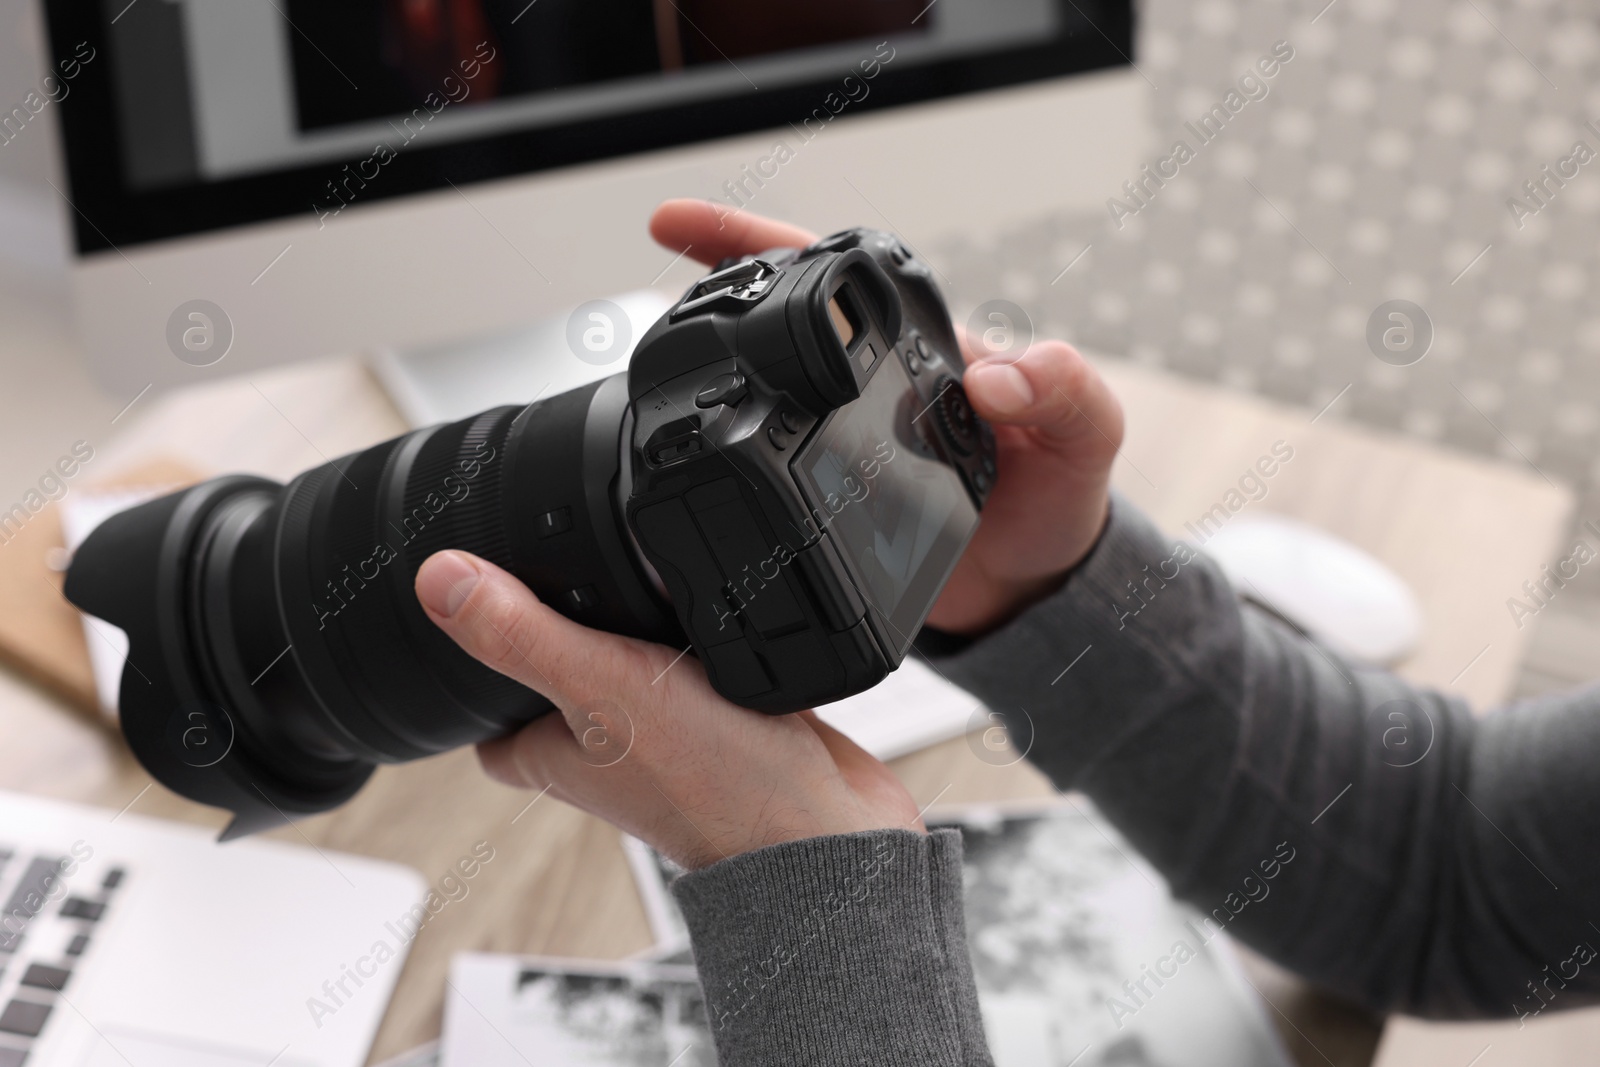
[0,847,127,1066]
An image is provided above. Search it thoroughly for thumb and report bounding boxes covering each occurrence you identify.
[961,340,1124,453]
[798,711,925,831]
[414,549,631,709]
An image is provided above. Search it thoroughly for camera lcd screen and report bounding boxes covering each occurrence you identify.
[795,356,978,656]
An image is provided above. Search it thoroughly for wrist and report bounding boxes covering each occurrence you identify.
[678,792,926,871]
[945,570,1075,638]
[933,491,1113,638]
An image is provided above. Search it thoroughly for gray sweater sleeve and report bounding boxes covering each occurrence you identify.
[927,493,1600,1020]
[672,828,992,1066]
[668,494,1597,1059]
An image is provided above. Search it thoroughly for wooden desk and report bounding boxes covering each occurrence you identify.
[0,353,1577,1065]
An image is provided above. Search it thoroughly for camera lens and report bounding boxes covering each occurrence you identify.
[932,376,981,457]
[65,375,679,837]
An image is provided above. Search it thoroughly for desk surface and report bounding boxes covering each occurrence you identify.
[1,352,1581,1066]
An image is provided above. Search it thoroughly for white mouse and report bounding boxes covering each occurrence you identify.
[1194,514,1423,667]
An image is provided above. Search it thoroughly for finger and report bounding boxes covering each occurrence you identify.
[797,710,880,777]
[476,711,576,790]
[477,734,522,788]
[415,549,654,710]
[649,199,818,267]
[798,711,926,831]
[961,340,1124,451]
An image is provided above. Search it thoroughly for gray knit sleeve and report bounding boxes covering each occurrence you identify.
[922,492,1600,1019]
[671,827,992,1066]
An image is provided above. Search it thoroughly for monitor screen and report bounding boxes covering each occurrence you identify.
[795,354,976,655]
[288,2,931,134]
[46,0,1133,252]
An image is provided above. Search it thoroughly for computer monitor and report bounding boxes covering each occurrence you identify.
[44,0,1137,399]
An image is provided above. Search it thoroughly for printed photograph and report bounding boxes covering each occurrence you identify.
[943,802,1293,1067]
[444,953,716,1065]
[511,967,714,1065]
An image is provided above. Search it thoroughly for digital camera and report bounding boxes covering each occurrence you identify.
[64,227,997,837]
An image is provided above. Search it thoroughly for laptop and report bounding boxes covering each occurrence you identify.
[0,791,425,1067]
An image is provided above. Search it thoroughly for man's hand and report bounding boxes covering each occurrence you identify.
[417,201,1123,869]
[651,200,1125,636]
[416,549,924,871]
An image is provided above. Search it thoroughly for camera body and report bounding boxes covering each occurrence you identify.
[625,229,995,711]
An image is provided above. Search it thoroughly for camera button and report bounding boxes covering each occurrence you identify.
[563,585,599,611]
[695,373,746,408]
[915,337,934,363]
[779,410,805,434]
[534,507,572,539]
[766,426,787,451]
[811,231,860,254]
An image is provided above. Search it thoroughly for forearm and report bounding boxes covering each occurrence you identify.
[673,828,992,1066]
[923,494,1600,1017]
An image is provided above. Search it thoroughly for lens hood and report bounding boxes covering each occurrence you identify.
[65,476,374,839]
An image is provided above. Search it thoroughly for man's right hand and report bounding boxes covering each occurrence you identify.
[650,200,1126,639]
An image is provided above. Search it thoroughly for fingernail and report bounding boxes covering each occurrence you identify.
[970,363,1034,415]
[417,551,480,618]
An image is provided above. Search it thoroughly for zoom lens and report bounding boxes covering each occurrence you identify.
[64,226,996,838]
[65,375,679,837]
